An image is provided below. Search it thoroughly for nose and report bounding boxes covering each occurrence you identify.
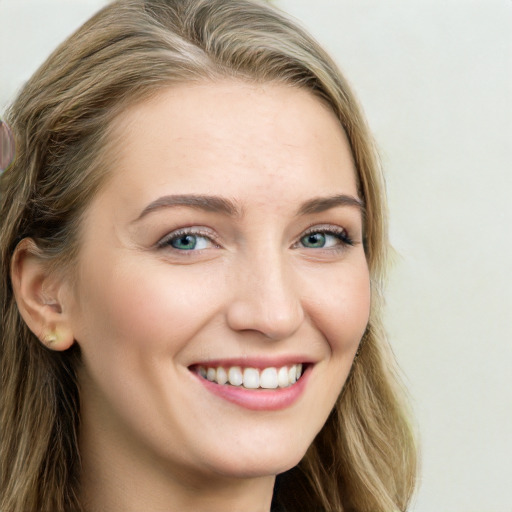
[226,251,305,341]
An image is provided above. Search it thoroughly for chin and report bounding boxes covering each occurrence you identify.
[202,436,311,480]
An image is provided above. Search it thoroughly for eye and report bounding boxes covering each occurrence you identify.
[298,227,353,249]
[158,228,216,251]
[169,234,210,250]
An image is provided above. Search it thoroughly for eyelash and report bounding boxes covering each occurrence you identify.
[156,225,354,253]
[297,225,354,250]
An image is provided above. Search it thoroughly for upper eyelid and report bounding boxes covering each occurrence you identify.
[300,224,347,234]
[297,224,351,241]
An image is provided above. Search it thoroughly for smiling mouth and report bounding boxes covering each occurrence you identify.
[191,364,305,390]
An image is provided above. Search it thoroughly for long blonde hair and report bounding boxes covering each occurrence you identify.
[0,1,417,510]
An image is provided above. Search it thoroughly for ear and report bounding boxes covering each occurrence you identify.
[11,238,75,351]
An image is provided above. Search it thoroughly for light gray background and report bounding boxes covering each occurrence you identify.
[1,1,511,510]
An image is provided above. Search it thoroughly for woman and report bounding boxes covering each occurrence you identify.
[0,0,417,511]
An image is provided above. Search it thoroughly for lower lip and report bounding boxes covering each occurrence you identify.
[191,366,311,411]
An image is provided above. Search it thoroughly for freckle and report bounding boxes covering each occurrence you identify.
[0,120,16,172]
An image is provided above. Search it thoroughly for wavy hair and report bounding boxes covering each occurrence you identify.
[0,1,417,510]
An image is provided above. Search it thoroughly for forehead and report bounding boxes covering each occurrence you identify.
[97,80,358,216]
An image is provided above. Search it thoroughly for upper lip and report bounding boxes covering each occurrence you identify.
[188,356,316,370]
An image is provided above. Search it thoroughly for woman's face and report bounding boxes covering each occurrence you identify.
[67,81,370,483]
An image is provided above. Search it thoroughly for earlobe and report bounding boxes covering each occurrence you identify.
[11,238,75,351]
[41,325,75,351]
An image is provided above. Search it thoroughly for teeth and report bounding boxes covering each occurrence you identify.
[260,367,278,389]
[216,367,228,385]
[243,368,260,389]
[196,364,305,389]
[288,365,297,384]
[228,366,243,386]
[277,366,289,388]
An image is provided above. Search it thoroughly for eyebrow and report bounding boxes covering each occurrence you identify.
[134,194,242,221]
[297,194,365,216]
[134,193,365,222]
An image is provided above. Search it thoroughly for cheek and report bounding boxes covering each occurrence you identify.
[308,261,371,355]
[72,259,224,363]
[296,260,370,434]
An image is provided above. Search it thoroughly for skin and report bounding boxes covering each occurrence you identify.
[58,81,370,511]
